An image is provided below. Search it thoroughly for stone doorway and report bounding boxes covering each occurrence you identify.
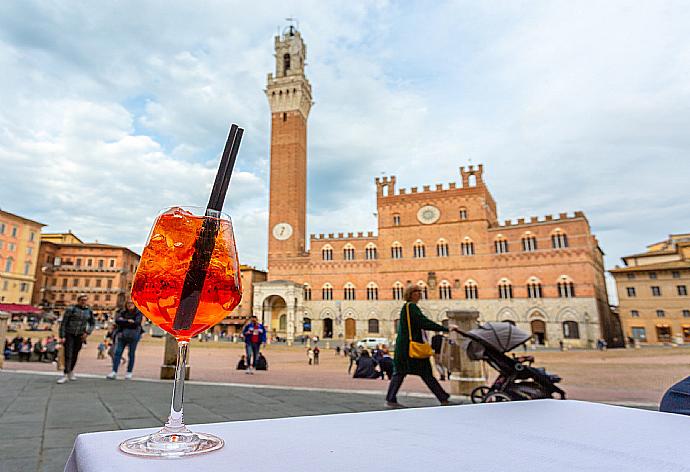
[345,318,356,339]
[531,319,546,345]
[323,318,333,339]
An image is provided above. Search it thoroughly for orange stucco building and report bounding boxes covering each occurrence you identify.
[253,28,616,348]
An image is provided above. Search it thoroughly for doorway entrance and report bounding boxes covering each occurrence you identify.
[656,326,672,343]
[323,318,333,339]
[531,319,546,345]
[345,318,356,339]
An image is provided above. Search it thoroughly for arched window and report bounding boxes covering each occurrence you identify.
[417,281,428,300]
[551,230,569,249]
[498,278,513,300]
[413,240,426,258]
[322,244,333,261]
[365,243,378,260]
[436,239,449,257]
[494,236,509,254]
[343,243,355,261]
[322,283,333,301]
[522,232,537,252]
[303,283,312,301]
[461,237,475,256]
[279,314,287,331]
[366,282,379,300]
[562,321,580,339]
[439,280,452,300]
[344,282,356,300]
[393,214,401,226]
[283,53,291,71]
[527,277,543,299]
[392,281,404,300]
[465,280,479,300]
[391,241,403,259]
[368,318,380,333]
[303,317,312,332]
[557,276,575,298]
[459,208,468,220]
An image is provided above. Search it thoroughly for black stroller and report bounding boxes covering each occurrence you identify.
[459,322,566,403]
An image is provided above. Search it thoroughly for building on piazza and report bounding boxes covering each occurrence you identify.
[253,27,616,348]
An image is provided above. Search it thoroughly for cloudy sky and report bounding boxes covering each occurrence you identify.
[1,1,689,300]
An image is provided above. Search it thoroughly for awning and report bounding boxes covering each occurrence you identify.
[0,303,43,314]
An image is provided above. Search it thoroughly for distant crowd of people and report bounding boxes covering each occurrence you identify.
[4,335,58,362]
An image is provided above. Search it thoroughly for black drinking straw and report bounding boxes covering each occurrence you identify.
[173,124,244,331]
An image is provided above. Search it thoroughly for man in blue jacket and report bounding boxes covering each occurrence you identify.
[242,316,266,374]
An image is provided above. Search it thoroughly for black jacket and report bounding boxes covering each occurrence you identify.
[115,308,144,340]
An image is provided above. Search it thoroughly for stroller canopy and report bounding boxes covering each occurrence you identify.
[463,322,532,360]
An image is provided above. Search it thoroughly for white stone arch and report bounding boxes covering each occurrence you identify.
[391,240,402,248]
[436,237,448,245]
[527,309,547,321]
[343,281,356,289]
[343,309,358,320]
[496,307,519,323]
[321,243,333,250]
[526,276,542,284]
[558,274,575,283]
[343,242,355,249]
[497,277,512,285]
[365,242,377,249]
[556,307,579,323]
[366,281,379,289]
[319,308,334,319]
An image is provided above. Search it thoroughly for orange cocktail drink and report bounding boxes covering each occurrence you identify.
[131,207,242,341]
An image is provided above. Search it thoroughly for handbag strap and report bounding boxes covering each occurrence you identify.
[406,303,413,342]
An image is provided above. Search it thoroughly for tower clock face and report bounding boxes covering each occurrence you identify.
[417,205,441,224]
[272,223,293,240]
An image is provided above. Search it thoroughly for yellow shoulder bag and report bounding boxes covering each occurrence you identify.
[406,303,434,359]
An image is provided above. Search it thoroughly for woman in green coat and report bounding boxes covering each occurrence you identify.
[385,285,458,408]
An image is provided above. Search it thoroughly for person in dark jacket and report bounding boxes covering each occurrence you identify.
[353,350,380,379]
[242,316,267,374]
[378,347,394,380]
[660,376,690,416]
[106,300,143,380]
[385,286,459,408]
[57,294,95,384]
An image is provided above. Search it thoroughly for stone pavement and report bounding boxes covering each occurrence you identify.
[0,371,446,472]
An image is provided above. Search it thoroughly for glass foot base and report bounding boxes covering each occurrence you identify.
[119,426,224,458]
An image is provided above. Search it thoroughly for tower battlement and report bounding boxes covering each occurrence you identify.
[376,163,487,199]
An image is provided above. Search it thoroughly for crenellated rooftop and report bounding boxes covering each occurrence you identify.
[375,164,486,198]
[492,211,586,229]
[310,231,377,242]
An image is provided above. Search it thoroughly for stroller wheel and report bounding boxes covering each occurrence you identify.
[470,386,491,404]
[483,392,512,403]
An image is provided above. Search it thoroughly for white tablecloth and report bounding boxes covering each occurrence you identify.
[65,400,690,472]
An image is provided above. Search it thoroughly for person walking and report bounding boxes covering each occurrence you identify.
[106,300,143,380]
[57,294,95,384]
[347,343,358,374]
[431,332,447,381]
[242,316,266,374]
[307,347,314,365]
[313,346,320,365]
[385,286,459,408]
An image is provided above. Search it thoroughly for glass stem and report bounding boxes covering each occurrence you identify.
[166,340,188,429]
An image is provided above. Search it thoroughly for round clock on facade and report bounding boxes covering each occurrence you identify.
[272,223,293,240]
[417,205,441,224]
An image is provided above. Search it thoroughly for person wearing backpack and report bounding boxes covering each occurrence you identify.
[57,294,95,384]
[106,300,143,380]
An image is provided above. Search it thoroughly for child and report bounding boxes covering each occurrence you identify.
[97,341,107,359]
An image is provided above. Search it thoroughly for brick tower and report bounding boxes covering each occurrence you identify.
[265,25,312,274]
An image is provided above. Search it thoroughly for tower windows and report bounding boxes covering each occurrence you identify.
[413,240,426,258]
[322,283,333,301]
[416,281,428,300]
[557,276,576,298]
[393,214,401,226]
[392,282,404,300]
[283,53,291,72]
[436,239,449,257]
[439,280,452,300]
[391,242,403,259]
[344,283,356,300]
[461,238,475,256]
[459,208,468,220]
[522,233,538,252]
[495,237,509,254]
[343,244,355,261]
[366,282,379,301]
[365,243,378,260]
[498,279,513,300]
[465,280,479,300]
[282,112,287,122]
[551,230,569,249]
[303,284,312,301]
[322,245,333,261]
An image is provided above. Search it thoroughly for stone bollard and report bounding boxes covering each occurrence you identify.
[0,312,9,369]
[446,310,485,396]
[160,333,190,380]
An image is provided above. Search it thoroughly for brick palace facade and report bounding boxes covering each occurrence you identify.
[253,28,616,348]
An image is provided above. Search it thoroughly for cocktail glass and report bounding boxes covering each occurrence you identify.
[119,206,242,457]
